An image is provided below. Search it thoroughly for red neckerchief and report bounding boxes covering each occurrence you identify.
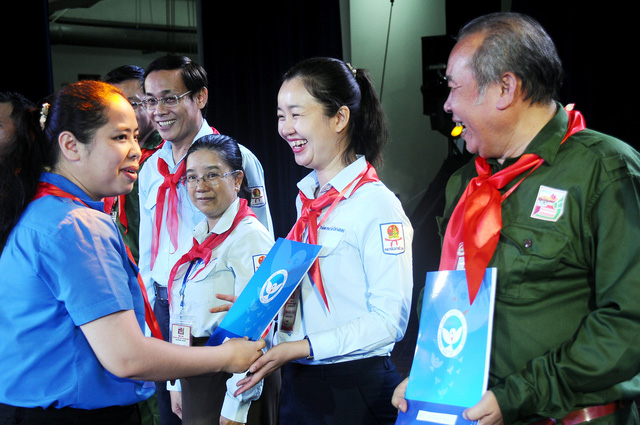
[150,158,186,270]
[439,107,586,304]
[33,181,163,339]
[150,127,219,270]
[285,162,380,310]
[166,198,256,304]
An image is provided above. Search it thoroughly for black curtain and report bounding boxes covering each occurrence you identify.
[1,0,53,103]
[199,1,343,239]
[510,1,635,149]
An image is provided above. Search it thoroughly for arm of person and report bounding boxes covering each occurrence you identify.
[307,194,414,361]
[490,174,640,422]
[80,309,264,382]
[219,224,274,422]
[235,339,311,396]
[170,390,183,420]
[137,161,155,307]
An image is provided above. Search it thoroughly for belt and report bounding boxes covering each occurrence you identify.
[154,282,168,301]
[530,400,628,425]
[286,356,393,378]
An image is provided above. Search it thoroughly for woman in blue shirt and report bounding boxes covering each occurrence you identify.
[0,80,264,425]
[230,57,414,424]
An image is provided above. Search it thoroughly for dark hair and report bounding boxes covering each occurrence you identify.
[185,134,250,201]
[103,64,145,86]
[457,12,563,105]
[144,55,208,116]
[283,57,388,167]
[0,81,128,249]
[43,80,127,166]
[0,92,44,249]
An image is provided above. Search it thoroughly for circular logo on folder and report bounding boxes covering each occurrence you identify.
[437,309,467,358]
[259,269,288,304]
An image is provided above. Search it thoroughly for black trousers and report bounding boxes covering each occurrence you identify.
[279,356,401,425]
[153,284,182,425]
[0,403,140,425]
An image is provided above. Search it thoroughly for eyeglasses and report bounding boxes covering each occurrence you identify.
[130,101,144,110]
[142,90,192,111]
[182,170,241,187]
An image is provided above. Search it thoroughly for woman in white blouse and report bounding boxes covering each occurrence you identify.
[232,57,414,425]
[167,134,276,425]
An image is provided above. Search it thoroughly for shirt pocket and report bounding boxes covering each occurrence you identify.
[495,223,570,299]
[185,260,234,307]
[316,226,346,259]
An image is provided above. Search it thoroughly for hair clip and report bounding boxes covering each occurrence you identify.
[346,63,357,77]
[40,102,50,129]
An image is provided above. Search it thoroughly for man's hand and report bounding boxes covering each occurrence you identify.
[391,377,409,413]
[463,390,503,425]
[219,416,244,425]
[170,390,183,419]
[210,293,237,314]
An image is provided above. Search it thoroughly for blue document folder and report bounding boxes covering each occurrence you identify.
[206,238,321,346]
[396,268,497,425]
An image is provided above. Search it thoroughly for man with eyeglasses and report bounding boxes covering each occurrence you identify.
[103,65,165,264]
[137,55,275,425]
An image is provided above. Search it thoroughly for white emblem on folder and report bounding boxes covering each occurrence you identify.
[259,269,288,304]
[437,309,467,358]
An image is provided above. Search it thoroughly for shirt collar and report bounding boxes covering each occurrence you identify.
[297,155,368,199]
[488,102,569,169]
[158,119,214,168]
[193,197,240,243]
[40,172,105,211]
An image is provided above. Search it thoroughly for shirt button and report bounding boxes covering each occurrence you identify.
[523,239,532,248]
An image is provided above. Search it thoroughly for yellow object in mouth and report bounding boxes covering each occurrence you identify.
[451,124,463,137]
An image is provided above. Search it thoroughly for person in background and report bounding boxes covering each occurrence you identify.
[392,12,640,425]
[167,134,276,425]
[0,92,42,249]
[138,55,274,425]
[230,57,413,425]
[103,65,164,263]
[0,80,264,425]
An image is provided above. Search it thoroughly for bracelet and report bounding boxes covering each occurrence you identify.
[304,335,314,360]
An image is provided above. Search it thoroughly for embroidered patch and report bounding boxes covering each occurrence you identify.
[249,186,266,208]
[252,254,266,272]
[380,222,405,255]
[531,185,567,222]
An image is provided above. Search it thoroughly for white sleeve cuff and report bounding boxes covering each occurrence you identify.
[220,372,264,423]
[167,379,181,392]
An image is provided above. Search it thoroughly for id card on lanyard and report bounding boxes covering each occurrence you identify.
[170,261,199,346]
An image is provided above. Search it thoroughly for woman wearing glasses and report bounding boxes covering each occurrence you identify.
[0,81,264,425]
[166,134,275,425]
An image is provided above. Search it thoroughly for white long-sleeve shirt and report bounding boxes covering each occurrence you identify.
[277,156,414,364]
[138,120,273,308]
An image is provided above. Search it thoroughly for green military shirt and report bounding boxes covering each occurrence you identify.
[117,130,164,263]
[438,105,640,424]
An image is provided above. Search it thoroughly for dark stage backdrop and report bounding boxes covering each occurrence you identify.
[199,1,343,239]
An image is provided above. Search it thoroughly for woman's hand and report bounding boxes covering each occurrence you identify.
[219,337,266,374]
[234,339,310,396]
[170,390,183,419]
[210,293,238,314]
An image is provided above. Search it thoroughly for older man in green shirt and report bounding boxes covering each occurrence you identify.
[393,12,640,425]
